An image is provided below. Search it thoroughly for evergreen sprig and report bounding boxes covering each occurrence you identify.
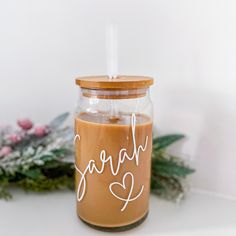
[0,114,195,201]
[151,135,195,201]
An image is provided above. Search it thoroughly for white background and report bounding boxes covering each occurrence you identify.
[0,0,236,198]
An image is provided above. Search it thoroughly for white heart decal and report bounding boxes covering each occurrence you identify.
[109,172,144,211]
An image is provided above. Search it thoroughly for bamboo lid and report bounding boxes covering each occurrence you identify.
[75,75,153,90]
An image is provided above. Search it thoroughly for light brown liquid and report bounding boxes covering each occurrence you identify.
[74,112,152,229]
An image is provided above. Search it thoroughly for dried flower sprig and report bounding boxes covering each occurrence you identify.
[0,113,195,200]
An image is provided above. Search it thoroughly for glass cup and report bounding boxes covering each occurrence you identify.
[74,76,153,231]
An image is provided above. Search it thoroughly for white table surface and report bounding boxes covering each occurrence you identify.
[0,190,236,236]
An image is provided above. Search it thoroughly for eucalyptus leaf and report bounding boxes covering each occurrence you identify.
[152,158,195,177]
[51,148,70,157]
[19,168,42,180]
[153,134,185,151]
[49,112,70,129]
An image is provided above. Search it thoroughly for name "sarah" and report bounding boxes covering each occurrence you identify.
[74,114,148,211]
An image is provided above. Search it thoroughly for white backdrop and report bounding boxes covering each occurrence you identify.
[0,0,236,198]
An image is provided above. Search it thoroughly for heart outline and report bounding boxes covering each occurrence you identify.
[109,172,144,211]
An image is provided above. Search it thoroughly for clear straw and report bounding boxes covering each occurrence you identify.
[106,24,118,80]
[106,24,118,118]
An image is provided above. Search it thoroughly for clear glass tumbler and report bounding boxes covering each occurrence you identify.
[74,76,153,231]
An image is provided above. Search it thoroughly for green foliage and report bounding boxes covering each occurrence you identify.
[0,113,74,199]
[153,134,185,151]
[0,113,195,201]
[0,187,12,200]
[18,174,74,192]
[49,112,70,130]
[151,135,195,201]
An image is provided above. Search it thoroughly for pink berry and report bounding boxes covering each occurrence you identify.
[9,134,22,144]
[0,146,12,158]
[17,119,33,130]
[34,126,49,137]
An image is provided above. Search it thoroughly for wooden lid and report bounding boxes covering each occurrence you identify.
[75,75,153,90]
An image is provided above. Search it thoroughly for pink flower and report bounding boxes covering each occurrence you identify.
[9,134,22,144]
[34,125,49,137]
[0,146,12,158]
[17,119,33,130]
